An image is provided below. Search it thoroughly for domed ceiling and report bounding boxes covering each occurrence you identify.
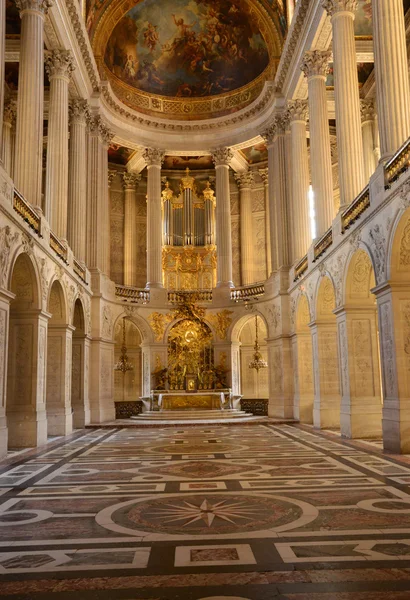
[89,0,285,120]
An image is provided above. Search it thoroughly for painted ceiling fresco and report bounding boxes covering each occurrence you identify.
[239,143,268,165]
[103,0,270,98]
[163,156,215,170]
[354,0,372,36]
[326,62,373,88]
[108,144,136,165]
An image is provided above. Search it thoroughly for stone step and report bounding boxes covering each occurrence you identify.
[133,409,253,420]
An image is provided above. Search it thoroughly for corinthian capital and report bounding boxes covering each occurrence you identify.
[3,99,17,126]
[287,100,308,123]
[108,170,117,187]
[262,114,288,144]
[16,0,53,14]
[69,99,89,125]
[45,49,75,80]
[143,148,165,167]
[301,50,331,79]
[258,168,269,185]
[122,172,141,190]
[234,170,254,189]
[211,147,234,167]
[321,0,358,17]
[360,99,376,123]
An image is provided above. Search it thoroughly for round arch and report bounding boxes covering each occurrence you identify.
[9,251,41,311]
[47,279,68,325]
[231,311,269,344]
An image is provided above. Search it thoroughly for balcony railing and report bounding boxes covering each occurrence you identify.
[50,231,68,264]
[341,185,370,233]
[313,228,333,261]
[385,137,410,185]
[13,190,41,236]
[115,285,150,303]
[294,255,308,282]
[73,258,87,284]
[168,290,213,303]
[230,282,265,302]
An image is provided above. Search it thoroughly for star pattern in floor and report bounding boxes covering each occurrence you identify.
[2,424,410,598]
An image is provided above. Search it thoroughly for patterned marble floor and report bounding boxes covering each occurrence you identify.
[2,424,410,598]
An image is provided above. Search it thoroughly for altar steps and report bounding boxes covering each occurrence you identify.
[132,408,258,423]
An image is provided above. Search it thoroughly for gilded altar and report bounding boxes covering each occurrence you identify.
[159,392,224,410]
[162,245,217,291]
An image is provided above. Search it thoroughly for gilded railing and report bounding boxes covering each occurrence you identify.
[341,185,370,233]
[313,228,333,261]
[50,231,68,263]
[115,285,150,303]
[168,290,213,303]
[230,282,265,301]
[294,255,308,282]
[13,190,41,235]
[73,258,87,283]
[385,137,410,185]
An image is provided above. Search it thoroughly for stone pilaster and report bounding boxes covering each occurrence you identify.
[14,0,54,206]
[1,100,17,176]
[143,148,165,289]
[0,0,5,163]
[211,147,234,288]
[259,168,272,277]
[287,100,311,259]
[68,99,89,262]
[322,0,365,207]
[234,170,254,285]
[301,50,334,237]
[44,49,75,239]
[372,0,410,159]
[86,115,113,275]
[360,100,378,181]
[122,172,141,287]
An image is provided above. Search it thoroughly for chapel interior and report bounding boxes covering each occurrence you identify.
[1,0,410,598]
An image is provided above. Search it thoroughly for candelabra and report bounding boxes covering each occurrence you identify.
[249,316,268,372]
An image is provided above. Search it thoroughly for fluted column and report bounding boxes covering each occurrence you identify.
[288,101,311,259]
[259,168,272,278]
[68,99,89,261]
[143,148,165,289]
[122,172,141,286]
[372,0,410,159]
[86,115,112,274]
[45,50,75,238]
[212,148,234,288]
[0,0,5,162]
[322,0,365,207]
[301,50,334,237]
[14,0,53,206]
[1,100,16,175]
[235,170,254,285]
[360,100,378,181]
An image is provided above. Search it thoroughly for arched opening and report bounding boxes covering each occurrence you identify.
[339,250,382,439]
[114,318,142,401]
[46,280,72,437]
[312,276,341,430]
[238,315,268,399]
[379,208,410,452]
[293,295,314,423]
[71,298,90,428]
[6,253,47,448]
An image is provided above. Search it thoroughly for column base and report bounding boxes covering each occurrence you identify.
[7,410,47,448]
[313,396,341,430]
[47,410,73,437]
[340,398,382,439]
[0,424,8,460]
[382,405,410,454]
[296,395,314,424]
[72,406,90,429]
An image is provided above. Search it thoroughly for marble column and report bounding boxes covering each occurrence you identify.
[287,100,311,259]
[234,170,254,285]
[212,148,234,288]
[360,100,378,181]
[122,172,141,287]
[372,0,410,159]
[14,0,53,206]
[322,0,365,208]
[0,0,5,162]
[68,99,89,262]
[1,100,17,175]
[301,50,334,237]
[143,148,165,289]
[86,115,112,275]
[259,168,272,278]
[45,49,75,239]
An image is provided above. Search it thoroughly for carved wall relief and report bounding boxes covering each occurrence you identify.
[338,320,349,396]
[399,217,410,267]
[47,337,62,403]
[352,319,374,396]
[351,250,372,296]
[71,343,82,405]
[0,311,6,405]
[12,324,33,404]
[379,301,397,399]
[319,331,339,395]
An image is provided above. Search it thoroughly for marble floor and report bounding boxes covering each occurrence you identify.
[1,424,410,598]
